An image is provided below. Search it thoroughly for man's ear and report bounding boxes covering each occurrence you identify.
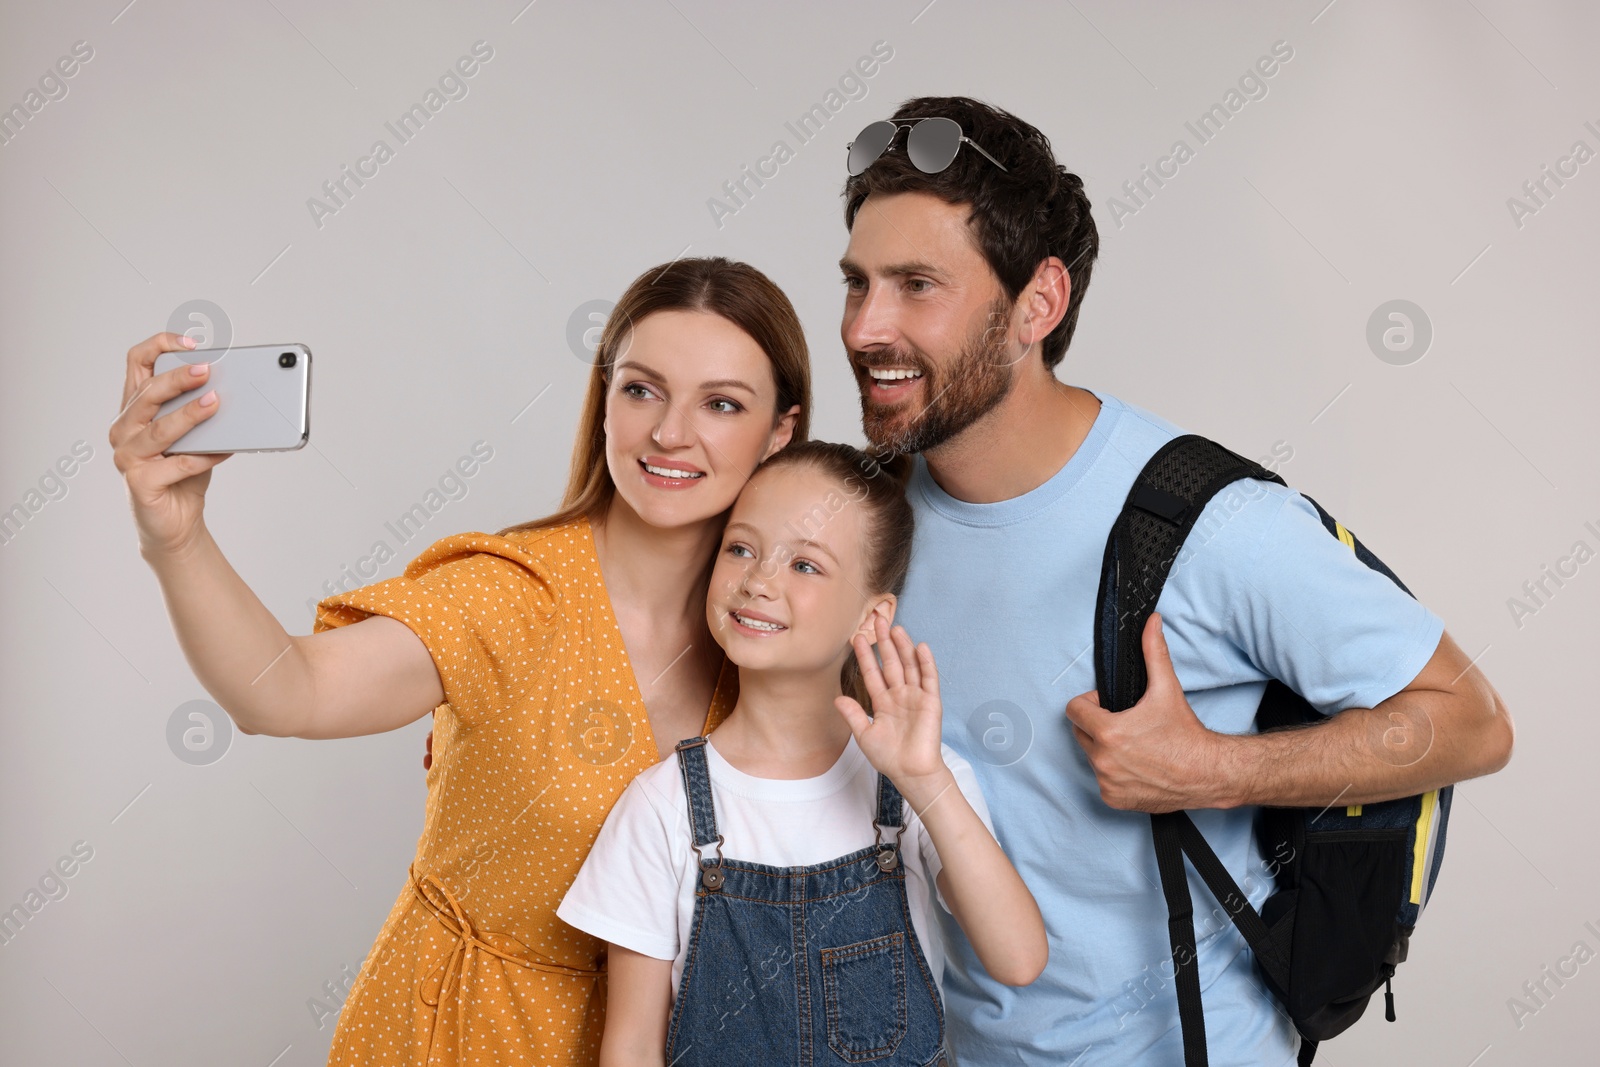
[1019,255,1071,350]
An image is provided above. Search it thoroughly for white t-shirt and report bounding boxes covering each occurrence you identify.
[557,734,996,997]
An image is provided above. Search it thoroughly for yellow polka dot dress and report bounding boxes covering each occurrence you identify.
[313,515,737,1066]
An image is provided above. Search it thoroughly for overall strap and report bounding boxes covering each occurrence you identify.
[872,773,910,872]
[875,772,905,829]
[673,737,720,848]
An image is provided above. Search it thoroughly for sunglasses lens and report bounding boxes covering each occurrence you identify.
[907,117,962,173]
[847,121,899,176]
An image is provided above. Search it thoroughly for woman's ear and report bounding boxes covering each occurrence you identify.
[766,404,802,459]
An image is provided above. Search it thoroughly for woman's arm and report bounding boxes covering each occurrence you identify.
[146,527,445,739]
[836,615,1048,986]
[115,332,445,739]
[600,944,673,1067]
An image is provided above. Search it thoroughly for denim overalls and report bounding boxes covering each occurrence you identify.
[664,736,949,1066]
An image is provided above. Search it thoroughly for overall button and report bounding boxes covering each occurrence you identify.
[701,866,725,890]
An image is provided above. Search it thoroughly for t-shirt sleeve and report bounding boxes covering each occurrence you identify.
[312,531,559,726]
[916,745,997,914]
[557,772,685,961]
[1183,484,1446,716]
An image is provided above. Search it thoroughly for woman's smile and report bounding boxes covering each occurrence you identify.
[638,454,707,488]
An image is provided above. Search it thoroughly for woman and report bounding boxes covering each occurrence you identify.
[111,257,808,1065]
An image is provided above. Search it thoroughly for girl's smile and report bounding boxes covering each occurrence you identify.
[726,607,788,635]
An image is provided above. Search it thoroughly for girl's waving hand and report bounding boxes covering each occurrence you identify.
[836,612,1050,988]
[834,614,948,787]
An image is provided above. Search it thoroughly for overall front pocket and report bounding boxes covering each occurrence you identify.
[821,931,908,1061]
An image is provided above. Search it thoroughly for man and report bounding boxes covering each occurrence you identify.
[837,96,1512,1065]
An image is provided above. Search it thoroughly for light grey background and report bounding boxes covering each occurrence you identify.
[1,1,1593,1064]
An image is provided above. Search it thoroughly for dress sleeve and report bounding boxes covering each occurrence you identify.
[312,531,559,727]
[917,745,997,914]
[557,771,686,961]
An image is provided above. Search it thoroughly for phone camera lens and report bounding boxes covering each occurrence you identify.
[279,352,297,368]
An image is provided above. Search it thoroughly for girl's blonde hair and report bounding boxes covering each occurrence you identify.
[497,257,812,537]
[751,441,915,711]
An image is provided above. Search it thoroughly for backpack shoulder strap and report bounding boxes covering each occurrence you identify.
[1093,434,1285,712]
[1094,434,1288,1067]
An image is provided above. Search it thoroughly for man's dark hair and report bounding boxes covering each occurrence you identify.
[842,96,1098,370]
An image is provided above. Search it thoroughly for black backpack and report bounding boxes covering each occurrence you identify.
[1092,434,1452,1067]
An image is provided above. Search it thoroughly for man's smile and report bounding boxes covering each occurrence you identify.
[863,364,926,403]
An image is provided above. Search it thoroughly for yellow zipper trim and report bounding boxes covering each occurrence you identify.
[1338,529,1361,824]
[1333,517,1434,903]
[1410,790,1439,904]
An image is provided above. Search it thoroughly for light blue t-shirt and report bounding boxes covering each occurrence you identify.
[895,389,1445,1067]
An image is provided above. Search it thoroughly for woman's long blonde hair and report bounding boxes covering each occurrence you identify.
[497,257,813,537]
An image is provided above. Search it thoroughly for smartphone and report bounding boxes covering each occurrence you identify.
[152,343,312,454]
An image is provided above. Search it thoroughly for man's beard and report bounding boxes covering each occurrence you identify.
[857,297,1016,457]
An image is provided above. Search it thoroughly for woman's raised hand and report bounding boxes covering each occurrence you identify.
[111,332,233,558]
[834,614,949,790]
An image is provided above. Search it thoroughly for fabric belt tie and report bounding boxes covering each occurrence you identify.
[408,864,603,1064]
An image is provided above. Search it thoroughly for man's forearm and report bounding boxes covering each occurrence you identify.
[1067,625,1514,814]
[1205,688,1511,809]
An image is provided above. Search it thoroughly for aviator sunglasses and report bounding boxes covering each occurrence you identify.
[845,117,1009,176]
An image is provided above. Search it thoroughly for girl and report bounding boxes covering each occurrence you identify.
[111,257,809,1065]
[558,441,1049,1066]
